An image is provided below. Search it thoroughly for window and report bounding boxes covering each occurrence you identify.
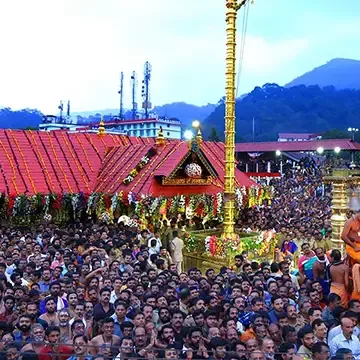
[167,132,170,136]
[167,124,170,128]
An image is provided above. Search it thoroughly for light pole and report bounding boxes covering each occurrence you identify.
[348,127,358,164]
[348,127,358,141]
[223,0,250,239]
[276,150,282,175]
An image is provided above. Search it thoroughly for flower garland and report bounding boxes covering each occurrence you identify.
[96,146,134,192]
[9,130,37,194]
[108,145,147,192]
[122,148,157,185]
[47,132,73,192]
[0,139,19,194]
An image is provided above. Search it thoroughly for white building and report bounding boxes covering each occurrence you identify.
[39,116,183,140]
[278,132,322,142]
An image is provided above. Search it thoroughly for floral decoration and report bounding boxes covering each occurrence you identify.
[122,148,157,184]
[185,163,202,178]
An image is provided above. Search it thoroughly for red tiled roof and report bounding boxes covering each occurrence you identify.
[0,130,256,196]
[235,139,360,153]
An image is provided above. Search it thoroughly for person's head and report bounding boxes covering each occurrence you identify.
[328,293,341,310]
[330,249,342,263]
[301,243,311,255]
[312,319,327,340]
[268,324,282,343]
[31,324,45,343]
[312,342,330,360]
[73,335,88,356]
[309,307,322,323]
[309,289,320,304]
[101,318,114,337]
[210,337,228,360]
[120,336,134,356]
[260,338,275,360]
[249,350,265,360]
[271,295,283,312]
[348,299,360,313]
[278,343,296,360]
[299,328,315,350]
[4,342,19,360]
[18,314,32,333]
[341,317,355,338]
[45,326,61,344]
[134,326,147,347]
[335,348,353,360]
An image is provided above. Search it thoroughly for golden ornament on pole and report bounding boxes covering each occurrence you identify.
[97,117,105,136]
[223,0,251,239]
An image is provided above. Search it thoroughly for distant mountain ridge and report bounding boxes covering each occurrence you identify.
[286,58,360,89]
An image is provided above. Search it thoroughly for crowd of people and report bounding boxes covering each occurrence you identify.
[0,159,358,360]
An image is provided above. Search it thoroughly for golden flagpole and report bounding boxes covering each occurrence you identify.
[223,0,249,238]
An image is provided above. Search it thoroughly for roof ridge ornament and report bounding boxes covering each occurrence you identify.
[98,117,105,136]
[156,126,165,146]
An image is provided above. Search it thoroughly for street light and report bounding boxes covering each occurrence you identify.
[348,127,359,141]
[348,127,358,163]
[192,120,200,129]
[334,147,341,154]
[275,150,281,156]
[317,147,324,154]
[184,130,193,140]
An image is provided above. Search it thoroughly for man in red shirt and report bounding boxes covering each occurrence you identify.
[39,325,73,360]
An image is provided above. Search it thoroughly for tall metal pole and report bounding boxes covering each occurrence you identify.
[223,0,248,238]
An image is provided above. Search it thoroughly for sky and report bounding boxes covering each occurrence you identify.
[0,0,359,114]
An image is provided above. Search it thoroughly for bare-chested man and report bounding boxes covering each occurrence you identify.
[90,317,120,357]
[329,249,349,308]
[313,247,330,295]
[341,212,360,263]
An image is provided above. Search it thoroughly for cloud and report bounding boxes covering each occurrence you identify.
[0,0,314,112]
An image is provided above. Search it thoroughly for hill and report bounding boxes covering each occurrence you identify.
[0,108,43,129]
[286,58,360,90]
[152,102,216,127]
[203,83,360,142]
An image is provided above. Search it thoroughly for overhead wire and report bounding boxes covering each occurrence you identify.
[236,2,250,98]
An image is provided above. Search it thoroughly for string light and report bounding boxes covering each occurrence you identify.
[47,133,73,192]
[9,130,37,194]
[61,133,90,192]
[74,133,94,172]
[0,139,19,194]
[28,131,55,192]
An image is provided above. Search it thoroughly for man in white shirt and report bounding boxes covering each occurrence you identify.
[329,318,360,360]
[328,312,360,343]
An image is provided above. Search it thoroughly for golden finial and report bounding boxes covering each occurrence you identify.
[196,127,203,143]
[98,117,105,136]
[156,126,165,146]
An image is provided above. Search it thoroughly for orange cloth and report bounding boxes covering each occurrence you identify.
[346,244,360,262]
[330,282,348,308]
[240,328,256,343]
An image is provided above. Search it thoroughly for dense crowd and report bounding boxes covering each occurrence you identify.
[0,160,359,360]
[239,158,332,237]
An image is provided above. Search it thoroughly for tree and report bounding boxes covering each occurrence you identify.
[208,128,220,142]
[321,129,349,139]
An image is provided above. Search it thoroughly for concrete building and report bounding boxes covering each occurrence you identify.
[39,116,183,140]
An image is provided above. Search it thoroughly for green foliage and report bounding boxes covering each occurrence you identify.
[208,128,220,142]
[203,83,360,142]
[0,108,43,129]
